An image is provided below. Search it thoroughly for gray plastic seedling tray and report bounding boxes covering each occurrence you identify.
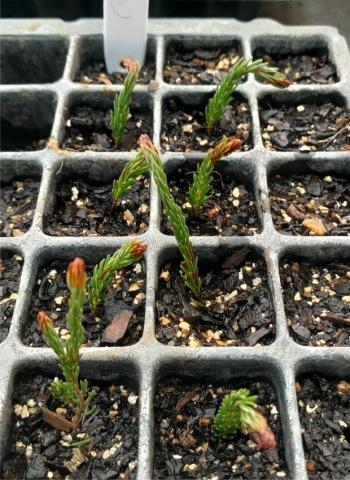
[1,18,350,480]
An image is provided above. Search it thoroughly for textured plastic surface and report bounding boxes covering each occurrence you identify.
[0,18,350,480]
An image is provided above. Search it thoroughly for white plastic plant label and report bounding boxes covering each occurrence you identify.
[103,0,149,73]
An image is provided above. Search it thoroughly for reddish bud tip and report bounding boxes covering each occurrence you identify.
[37,311,53,331]
[139,134,158,153]
[226,137,242,153]
[250,427,277,450]
[66,257,87,290]
[274,76,292,88]
[122,57,139,72]
[306,460,317,474]
[211,137,242,164]
[130,240,147,259]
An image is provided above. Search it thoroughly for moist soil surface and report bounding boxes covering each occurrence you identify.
[260,102,350,152]
[61,105,153,152]
[76,61,155,85]
[0,253,23,343]
[156,249,274,347]
[1,373,138,480]
[23,259,146,347]
[269,173,350,236]
[164,46,242,85]
[280,260,350,346]
[45,176,149,236]
[161,98,252,152]
[161,164,259,236]
[0,177,40,237]
[254,50,338,85]
[154,377,287,479]
[297,374,350,479]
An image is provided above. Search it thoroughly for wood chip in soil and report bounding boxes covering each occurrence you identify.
[101,310,133,344]
[254,49,338,84]
[154,378,287,479]
[260,101,350,151]
[297,374,350,479]
[164,46,242,85]
[0,253,23,343]
[280,261,350,346]
[23,259,146,347]
[76,59,155,85]
[161,164,259,236]
[61,104,153,152]
[1,373,138,480]
[156,251,274,347]
[269,173,350,236]
[161,97,252,152]
[0,177,40,237]
[44,176,149,236]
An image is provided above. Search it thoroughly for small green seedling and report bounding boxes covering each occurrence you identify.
[188,136,242,215]
[139,134,201,298]
[205,57,290,131]
[111,150,148,204]
[110,58,140,146]
[88,240,147,312]
[37,245,147,438]
[38,258,95,436]
[213,388,276,449]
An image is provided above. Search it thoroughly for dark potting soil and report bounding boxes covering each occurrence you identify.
[297,374,350,479]
[161,164,259,236]
[0,177,40,237]
[154,377,287,479]
[1,122,49,152]
[260,101,350,152]
[254,49,338,85]
[164,46,242,85]
[269,173,350,236]
[1,373,138,480]
[161,98,252,152]
[44,176,149,236]
[61,105,153,152]
[280,261,350,347]
[156,250,274,347]
[23,259,146,347]
[0,253,23,343]
[76,60,155,85]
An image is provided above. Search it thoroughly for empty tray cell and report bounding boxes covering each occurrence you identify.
[44,160,149,237]
[280,259,350,346]
[0,91,56,151]
[22,252,146,347]
[269,166,350,237]
[252,36,338,85]
[156,247,275,347]
[161,158,260,236]
[296,373,350,478]
[164,35,243,85]
[0,251,23,344]
[0,35,68,84]
[161,92,252,152]
[0,159,42,237]
[259,92,350,152]
[154,375,287,478]
[1,369,139,479]
[75,35,156,85]
[61,91,153,152]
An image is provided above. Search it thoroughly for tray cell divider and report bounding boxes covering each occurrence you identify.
[135,360,156,480]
